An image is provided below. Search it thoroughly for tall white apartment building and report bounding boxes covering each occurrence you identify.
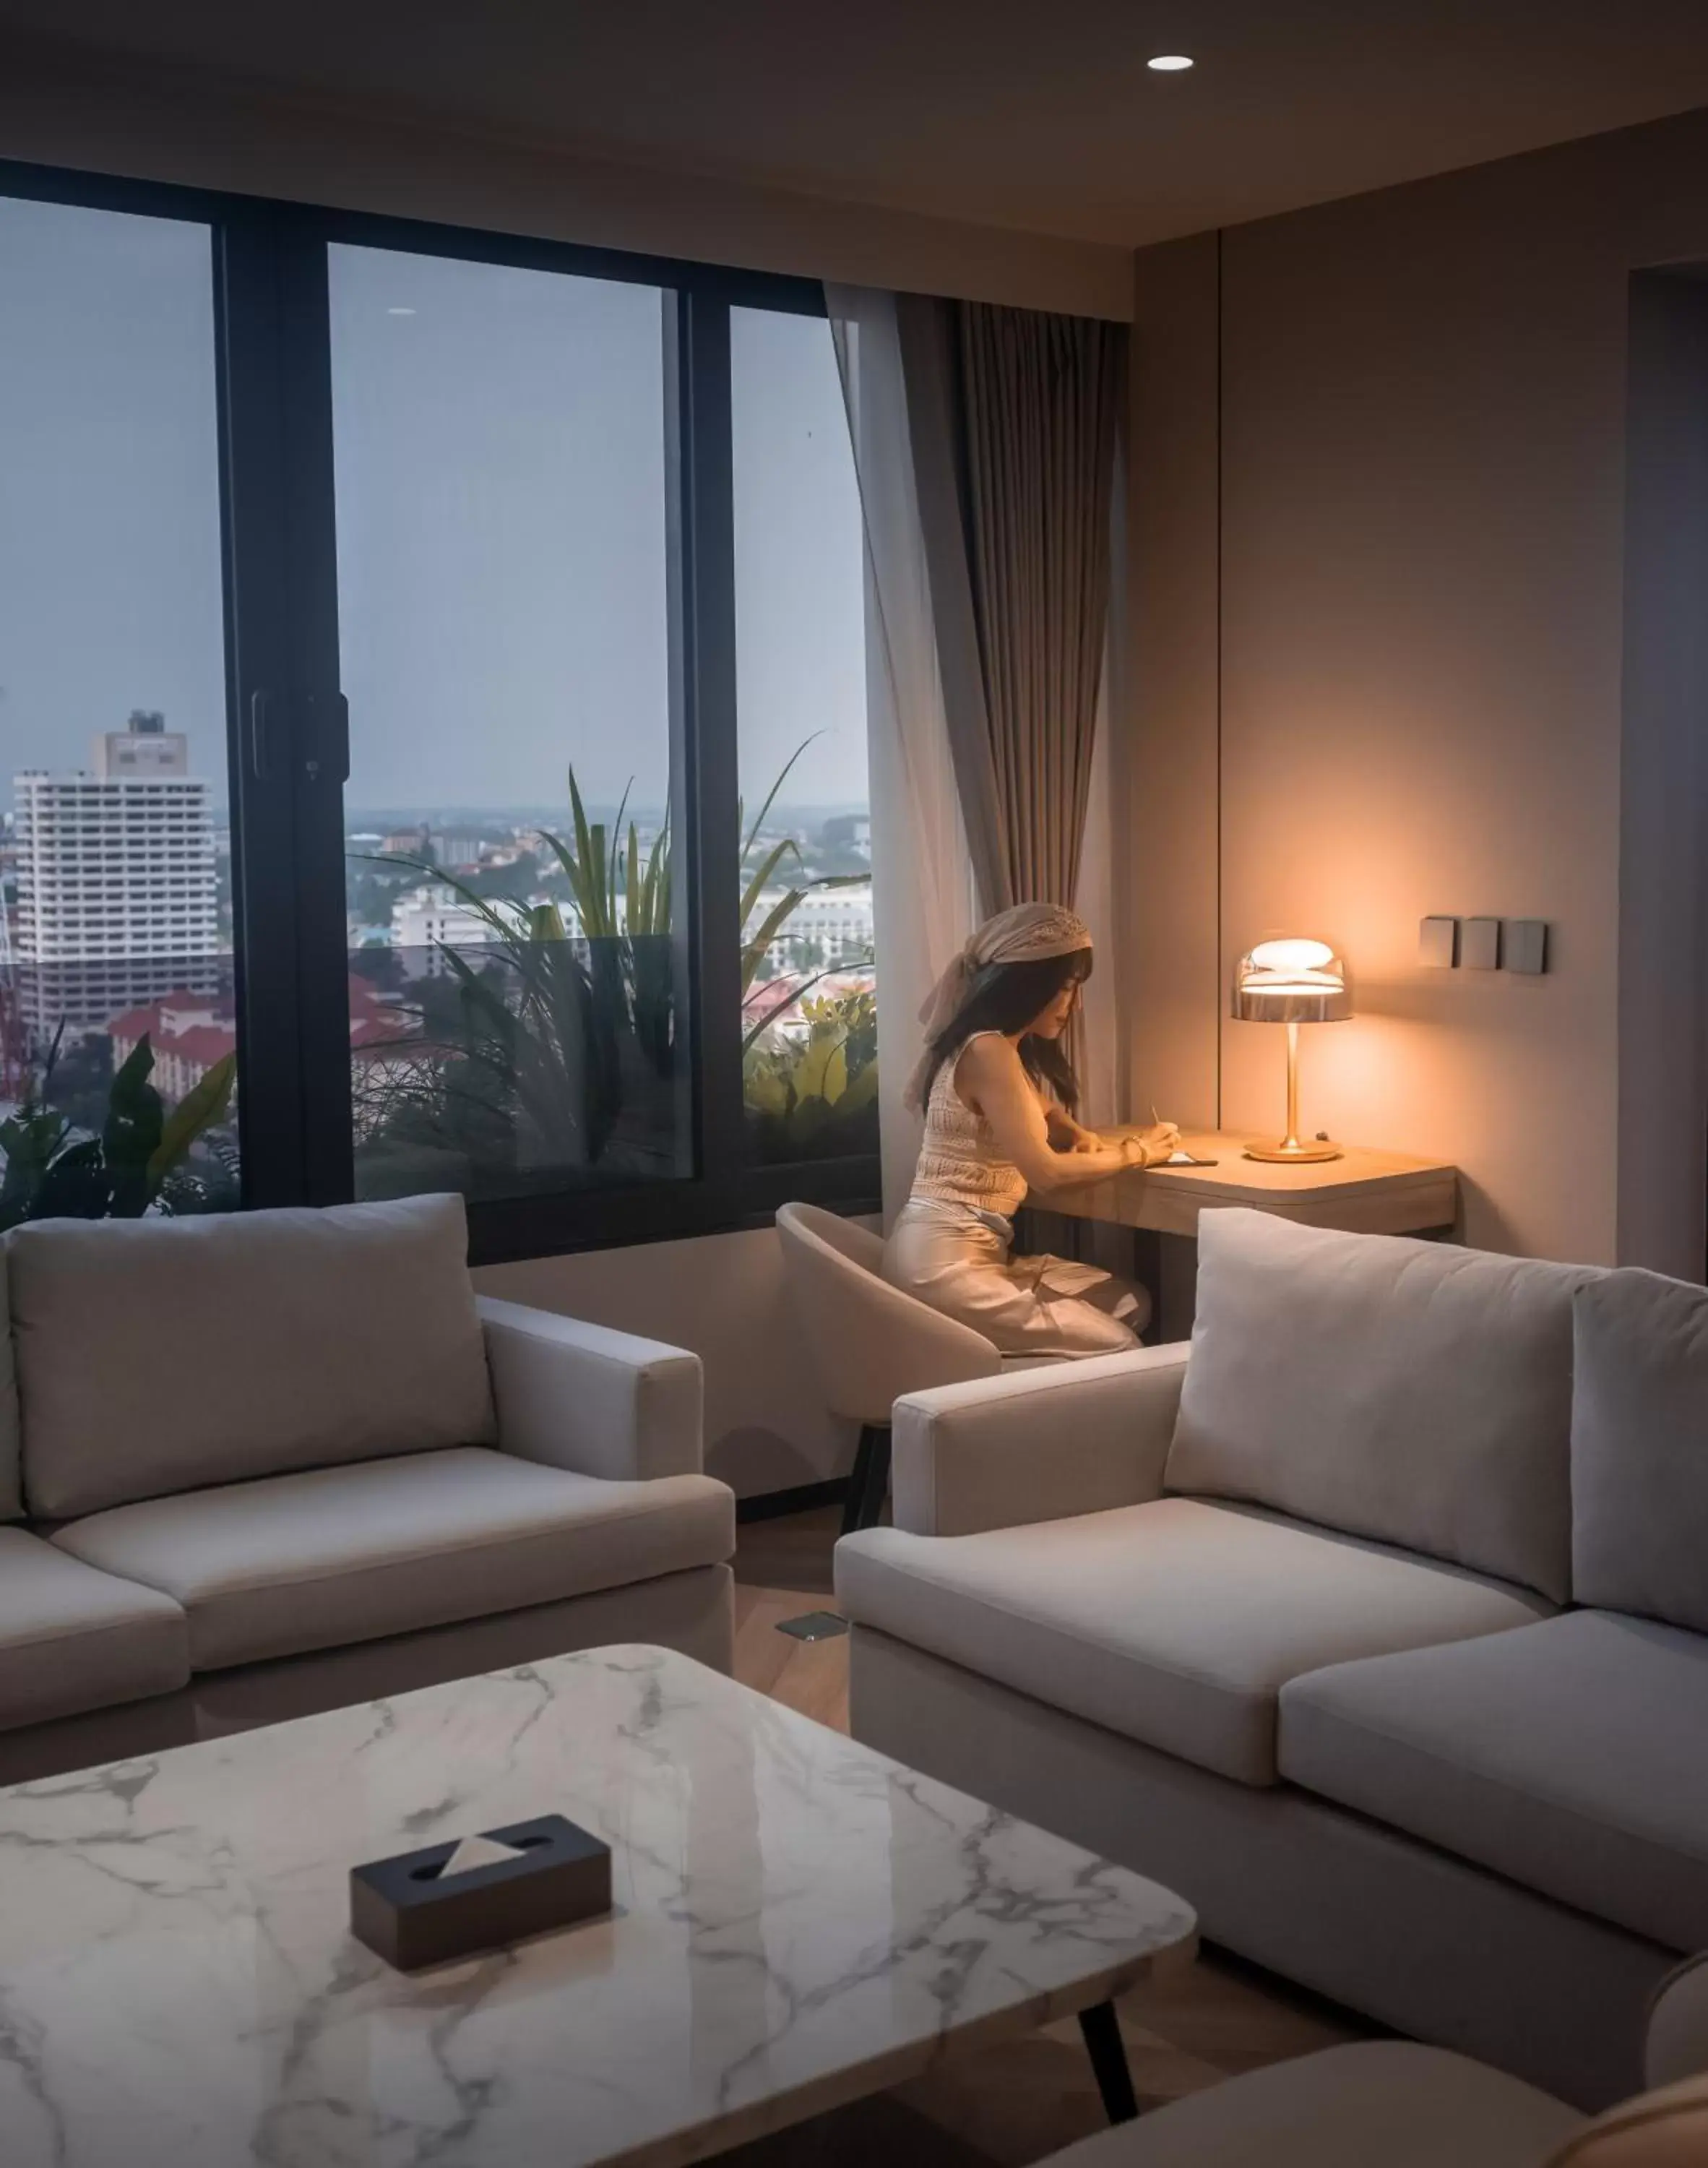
[15,711,222,1034]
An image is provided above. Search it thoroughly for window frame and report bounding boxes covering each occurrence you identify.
[0,158,881,1262]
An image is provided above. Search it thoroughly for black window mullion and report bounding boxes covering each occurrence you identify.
[268,216,355,1205]
[214,205,311,1208]
[215,206,353,1210]
[676,291,746,1216]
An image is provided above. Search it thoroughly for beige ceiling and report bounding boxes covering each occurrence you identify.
[5,0,1708,246]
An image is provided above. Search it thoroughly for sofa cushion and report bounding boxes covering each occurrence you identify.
[1165,1210,1593,1603]
[1279,1610,1708,1951]
[0,1527,187,1728]
[834,1496,1550,1787]
[52,1448,735,1671]
[1572,1270,1708,1634]
[12,1195,497,1518]
[1046,2042,1582,2168]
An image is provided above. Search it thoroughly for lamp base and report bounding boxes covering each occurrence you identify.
[1243,1137,1345,1165]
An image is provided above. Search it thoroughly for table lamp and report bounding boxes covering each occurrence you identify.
[1232,937,1352,1163]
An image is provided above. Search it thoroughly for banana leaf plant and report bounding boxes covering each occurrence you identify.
[0,1030,237,1229]
[744,987,879,1163]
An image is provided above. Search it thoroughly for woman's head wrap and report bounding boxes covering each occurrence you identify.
[905,902,1092,1110]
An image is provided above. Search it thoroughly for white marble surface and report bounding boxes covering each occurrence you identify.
[0,1645,1196,2167]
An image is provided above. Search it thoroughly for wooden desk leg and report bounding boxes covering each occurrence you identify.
[1155,1234,1199,1344]
[1128,1228,1161,1337]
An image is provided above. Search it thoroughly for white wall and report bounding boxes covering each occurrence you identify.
[476,1225,861,1500]
[1124,105,1708,1268]
[0,35,1131,319]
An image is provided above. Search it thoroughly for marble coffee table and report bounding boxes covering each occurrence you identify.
[0,1644,1196,2167]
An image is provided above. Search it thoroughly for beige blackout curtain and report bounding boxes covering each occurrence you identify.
[896,295,1125,916]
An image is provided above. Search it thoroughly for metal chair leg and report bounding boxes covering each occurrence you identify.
[840,1426,877,1538]
[857,1425,892,1530]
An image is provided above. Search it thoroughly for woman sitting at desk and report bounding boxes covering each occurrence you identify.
[885,902,1178,1358]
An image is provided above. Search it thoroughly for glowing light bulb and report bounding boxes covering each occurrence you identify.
[1248,938,1335,975]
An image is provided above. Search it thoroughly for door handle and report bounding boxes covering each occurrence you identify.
[249,689,274,782]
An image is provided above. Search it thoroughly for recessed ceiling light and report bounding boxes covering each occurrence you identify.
[1147,53,1194,72]
[387,306,417,317]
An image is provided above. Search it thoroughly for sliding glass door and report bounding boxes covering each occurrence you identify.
[0,162,879,1260]
[327,243,691,1213]
[0,189,241,1219]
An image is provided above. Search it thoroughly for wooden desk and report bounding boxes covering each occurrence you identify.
[1054,1132,1459,1241]
[1037,1133,1458,1341]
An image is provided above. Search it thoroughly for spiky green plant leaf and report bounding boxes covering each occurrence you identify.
[738,839,803,936]
[741,733,824,861]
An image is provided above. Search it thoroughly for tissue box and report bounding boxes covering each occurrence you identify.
[350,1813,612,1971]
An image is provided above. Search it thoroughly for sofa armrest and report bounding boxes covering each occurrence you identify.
[889,1342,1191,1538]
[1648,1953,1708,2089]
[478,1296,703,1483]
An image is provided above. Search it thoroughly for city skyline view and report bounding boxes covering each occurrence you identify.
[1,200,871,817]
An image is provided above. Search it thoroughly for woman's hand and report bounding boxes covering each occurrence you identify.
[1047,1107,1103,1155]
[1116,1122,1181,1169]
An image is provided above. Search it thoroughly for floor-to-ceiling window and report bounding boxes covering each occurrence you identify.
[732,304,875,1172]
[0,164,878,1257]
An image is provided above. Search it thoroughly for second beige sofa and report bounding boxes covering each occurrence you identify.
[837,1210,1708,2110]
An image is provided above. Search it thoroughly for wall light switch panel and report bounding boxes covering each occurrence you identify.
[1462,917,1502,971]
[1505,920,1549,975]
[1419,916,1459,968]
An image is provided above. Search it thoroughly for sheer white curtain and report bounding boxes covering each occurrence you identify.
[826,285,975,1223]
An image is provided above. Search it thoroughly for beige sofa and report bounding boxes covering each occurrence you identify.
[837,1209,1708,2110]
[0,1194,735,1783]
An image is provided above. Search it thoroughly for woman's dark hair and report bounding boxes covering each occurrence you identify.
[920,947,1093,1114]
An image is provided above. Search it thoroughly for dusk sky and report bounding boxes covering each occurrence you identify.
[0,196,868,821]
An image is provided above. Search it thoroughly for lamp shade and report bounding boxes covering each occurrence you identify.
[1233,937,1352,1023]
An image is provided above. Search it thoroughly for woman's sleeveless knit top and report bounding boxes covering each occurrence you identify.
[911,1031,1029,1219]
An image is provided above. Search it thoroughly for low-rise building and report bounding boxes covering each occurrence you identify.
[389,885,498,973]
[752,882,874,975]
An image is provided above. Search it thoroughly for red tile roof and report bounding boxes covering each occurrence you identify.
[159,1026,236,1067]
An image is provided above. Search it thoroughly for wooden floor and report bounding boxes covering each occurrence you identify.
[727,1505,1371,2166]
